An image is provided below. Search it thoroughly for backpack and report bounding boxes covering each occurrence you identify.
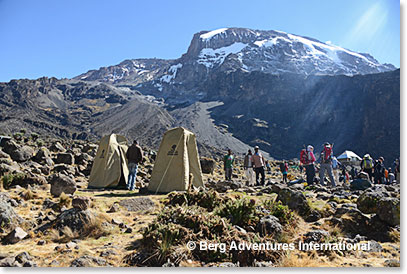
[279,162,285,172]
[300,149,308,165]
[322,146,333,163]
[363,158,373,169]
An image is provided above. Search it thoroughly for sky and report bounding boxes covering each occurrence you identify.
[0,0,401,82]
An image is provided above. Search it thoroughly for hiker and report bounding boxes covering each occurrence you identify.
[394,159,400,184]
[126,140,143,191]
[280,161,289,183]
[374,157,385,184]
[388,168,395,185]
[223,149,234,181]
[332,156,341,183]
[252,146,266,186]
[350,166,358,180]
[360,154,374,181]
[319,142,336,187]
[300,145,316,185]
[243,149,255,185]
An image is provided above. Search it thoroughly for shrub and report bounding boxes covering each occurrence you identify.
[263,200,295,225]
[214,198,258,227]
[1,173,26,189]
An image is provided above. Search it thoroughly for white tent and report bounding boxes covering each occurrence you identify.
[337,150,362,165]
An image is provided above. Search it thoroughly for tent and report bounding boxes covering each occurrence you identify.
[88,134,129,189]
[337,150,362,165]
[148,127,204,193]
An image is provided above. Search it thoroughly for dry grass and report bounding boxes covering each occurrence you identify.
[59,192,71,208]
[48,227,79,243]
[22,189,35,200]
[278,250,335,267]
[388,228,400,243]
[80,213,114,239]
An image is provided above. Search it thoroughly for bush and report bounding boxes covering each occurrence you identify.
[30,133,39,141]
[263,200,295,225]
[1,173,26,189]
[214,198,258,227]
[166,189,224,211]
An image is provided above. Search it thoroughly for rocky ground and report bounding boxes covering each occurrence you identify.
[0,133,400,267]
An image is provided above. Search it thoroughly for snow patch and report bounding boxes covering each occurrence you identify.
[198,42,248,68]
[200,28,229,40]
[160,63,182,83]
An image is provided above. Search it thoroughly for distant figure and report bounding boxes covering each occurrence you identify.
[374,157,385,184]
[360,154,374,181]
[223,149,235,181]
[243,150,255,185]
[280,161,289,183]
[394,159,400,184]
[319,142,336,187]
[252,146,266,186]
[388,168,395,185]
[126,140,143,191]
[332,156,341,183]
[300,145,316,185]
[350,166,358,180]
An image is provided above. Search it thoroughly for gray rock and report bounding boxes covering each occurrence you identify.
[357,190,386,214]
[50,142,65,153]
[0,196,23,229]
[303,230,330,243]
[376,197,400,226]
[3,140,34,162]
[256,215,282,236]
[70,255,108,267]
[277,188,310,216]
[49,174,76,197]
[33,147,54,166]
[55,153,74,165]
[350,179,372,191]
[200,157,216,174]
[107,203,120,213]
[384,259,400,267]
[3,227,27,244]
[367,240,382,252]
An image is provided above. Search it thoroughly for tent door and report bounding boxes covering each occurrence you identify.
[117,150,127,189]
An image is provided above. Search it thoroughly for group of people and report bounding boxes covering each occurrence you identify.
[224,146,267,186]
[224,142,400,188]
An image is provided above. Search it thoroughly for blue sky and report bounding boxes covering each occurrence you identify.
[0,0,400,82]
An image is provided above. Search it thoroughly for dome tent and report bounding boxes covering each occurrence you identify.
[88,134,129,189]
[148,127,204,193]
[337,150,362,165]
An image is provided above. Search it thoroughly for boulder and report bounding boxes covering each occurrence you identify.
[277,188,310,216]
[119,198,156,212]
[376,197,400,226]
[50,142,65,153]
[256,215,282,236]
[350,179,372,191]
[303,230,329,243]
[52,164,76,176]
[337,208,370,236]
[3,140,34,163]
[200,158,216,174]
[34,147,54,166]
[0,195,23,229]
[356,191,386,214]
[55,153,74,165]
[70,255,108,267]
[72,197,92,211]
[3,227,27,244]
[49,174,76,197]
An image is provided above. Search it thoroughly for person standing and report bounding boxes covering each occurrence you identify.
[319,142,336,187]
[252,146,266,186]
[300,145,316,185]
[374,157,385,184]
[331,156,341,183]
[280,161,289,183]
[223,149,234,181]
[360,154,374,181]
[388,168,395,185]
[243,150,255,185]
[126,140,143,191]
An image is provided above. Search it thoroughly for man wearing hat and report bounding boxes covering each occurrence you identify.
[319,142,336,187]
[251,146,266,186]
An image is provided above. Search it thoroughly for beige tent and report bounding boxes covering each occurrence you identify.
[88,134,129,189]
[148,127,204,193]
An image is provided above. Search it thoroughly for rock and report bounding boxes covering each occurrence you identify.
[119,198,156,212]
[358,171,369,180]
[0,149,9,159]
[33,147,54,166]
[356,190,386,214]
[277,188,310,216]
[49,174,76,197]
[254,261,274,267]
[337,208,370,236]
[74,153,92,166]
[350,179,372,191]
[367,240,382,252]
[0,257,17,267]
[72,196,91,210]
[303,230,330,243]
[3,140,34,162]
[50,142,66,153]
[304,210,322,222]
[66,242,78,249]
[70,256,108,267]
[37,240,46,245]
[55,153,74,165]
[376,197,400,226]
[256,215,282,236]
[15,251,34,266]
[0,196,23,229]
[200,157,216,174]
[107,203,120,213]
[3,227,28,244]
